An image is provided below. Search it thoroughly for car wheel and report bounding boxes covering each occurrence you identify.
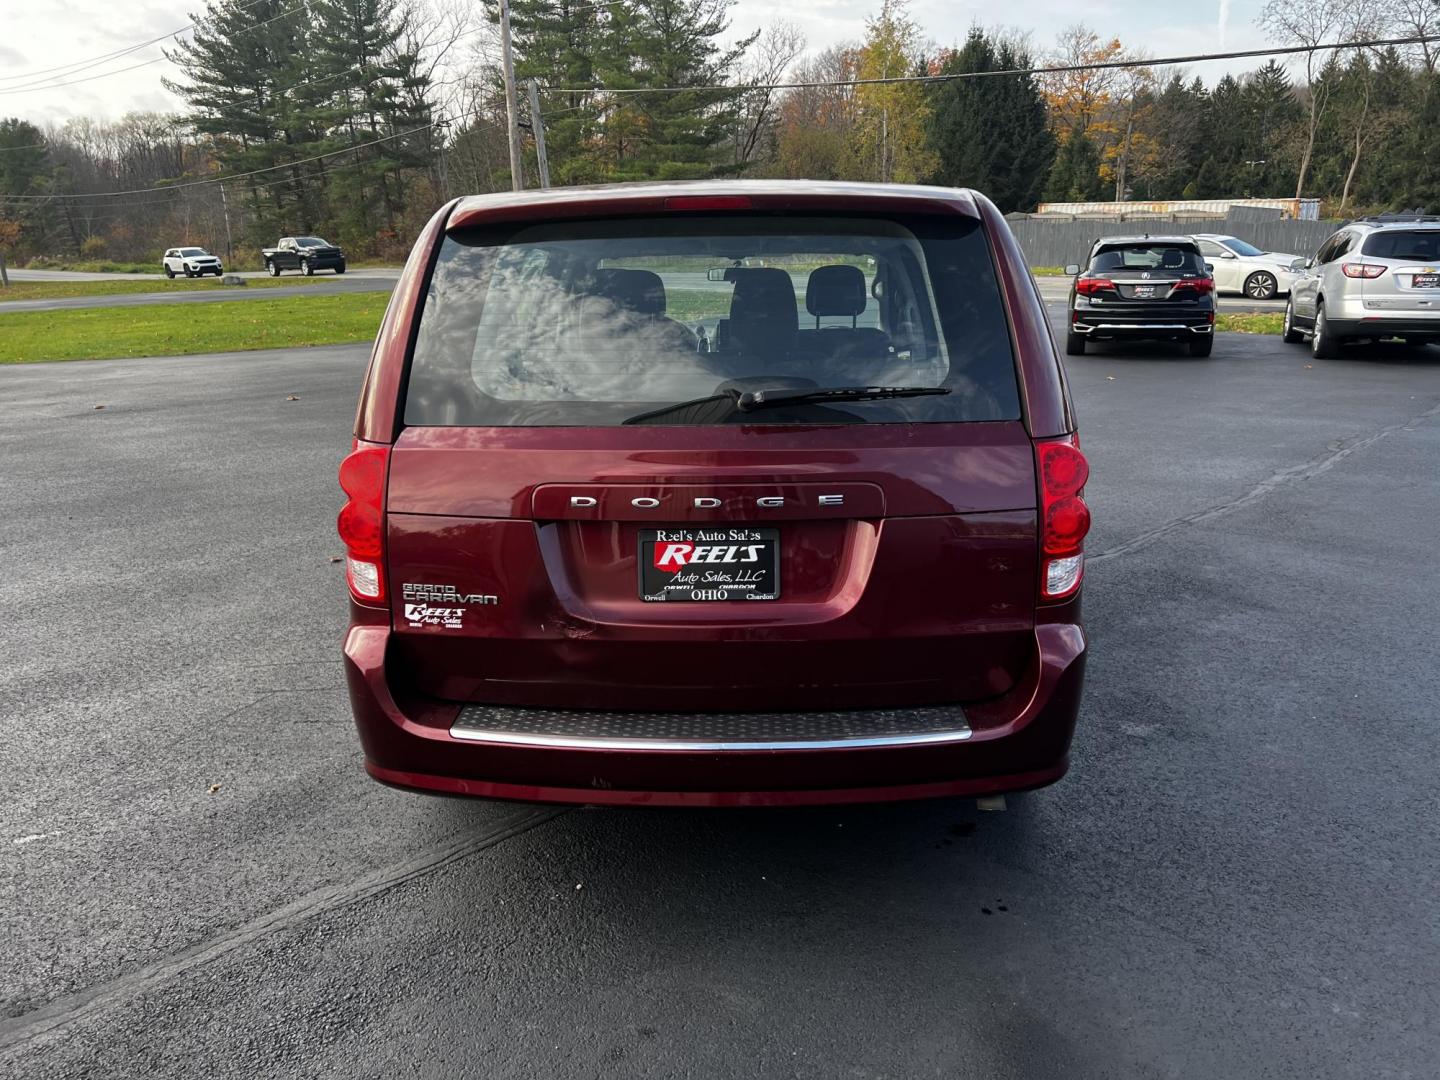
[302,259,314,276]
[1244,271,1278,300]
[1188,334,1214,357]
[335,263,346,275]
[164,267,175,279]
[1311,302,1341,359]
[267,261,280,277]
[1064,330,1086,355]
[1282,299,1305,344]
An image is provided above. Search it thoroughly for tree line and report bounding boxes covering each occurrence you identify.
[2,0,1439,268]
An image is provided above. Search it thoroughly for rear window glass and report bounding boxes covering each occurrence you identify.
[1362,230,1440,261]
[403,215,1020,426]
[1090,244,1204,274]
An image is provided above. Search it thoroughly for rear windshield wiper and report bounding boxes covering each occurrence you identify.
[736,386,950,410]
[622,385,949,425]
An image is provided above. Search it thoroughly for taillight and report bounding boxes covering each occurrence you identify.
[1172,277,1215,295]
[1036,437,1091,601]
[663,195,753,211]
[338,443,390,604]
[1074,276,1116,296]
[1341,263,1386,279]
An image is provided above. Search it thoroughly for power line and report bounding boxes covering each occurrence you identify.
[0,143,49,153]
[0,0,273,85]
[0,5,306,97]
[0,119,438,201]
[537,32,1440,95]
[0,56,172,96]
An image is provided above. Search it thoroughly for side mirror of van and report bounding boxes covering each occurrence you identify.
[1063,264,1081,276]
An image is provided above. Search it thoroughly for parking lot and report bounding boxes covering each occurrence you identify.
[2,327,1438,1078]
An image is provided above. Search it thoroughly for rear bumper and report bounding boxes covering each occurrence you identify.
[1325,314,1440,339]
[343,616,1087,807]
[1071,304,1213,339]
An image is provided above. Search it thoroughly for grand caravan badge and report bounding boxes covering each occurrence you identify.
[401,582,498,605]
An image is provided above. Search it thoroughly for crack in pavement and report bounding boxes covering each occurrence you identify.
[0,806,568,1053]
[1090,398,1440,565]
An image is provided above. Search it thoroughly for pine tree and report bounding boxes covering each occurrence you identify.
[1044,126,1103,202]
[165,0,320,231]
[925,30,1055,211]
[1244,60,1300,195]
[595,0,754,180]
[507,0,607,183]
[309,0,432,238]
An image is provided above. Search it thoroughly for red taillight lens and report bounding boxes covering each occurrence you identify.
[1074,276,1116,296]
[1172,277,1215,295]
[338,443,390,603]
[1036,437,1090,600]
[663,195,753,211]
[1341,263,1386,279]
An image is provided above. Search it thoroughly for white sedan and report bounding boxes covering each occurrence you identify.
[1194,234,1303,300]
[162,247,224,278]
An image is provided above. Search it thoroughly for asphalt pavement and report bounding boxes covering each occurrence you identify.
[2,331,1438,1078]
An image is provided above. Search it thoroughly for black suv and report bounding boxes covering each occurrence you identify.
[1064,235,1217,357]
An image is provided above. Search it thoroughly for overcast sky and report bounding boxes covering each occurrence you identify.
[1,0,1275,128]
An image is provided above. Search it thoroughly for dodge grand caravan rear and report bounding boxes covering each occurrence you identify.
[340,181,1089,807]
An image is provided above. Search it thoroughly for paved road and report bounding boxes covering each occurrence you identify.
[5,267,400,283]
[2,335,1438,1078]
[4,267,399,313]
[0,275,399,314]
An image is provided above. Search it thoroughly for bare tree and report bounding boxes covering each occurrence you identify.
[1386,0,1439,73]
[1260,0,1385,198]
[733,22,805,167]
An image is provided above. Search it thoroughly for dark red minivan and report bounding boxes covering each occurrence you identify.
[339,181,1088,807]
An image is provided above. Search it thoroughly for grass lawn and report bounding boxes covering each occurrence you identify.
[1031,267,1068,277]
[1216,312,1284,335]
[0,277,346,303]
[664,288,734,323]
[0,293,388,363]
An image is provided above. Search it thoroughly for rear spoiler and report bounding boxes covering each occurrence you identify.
[445,184,982,232]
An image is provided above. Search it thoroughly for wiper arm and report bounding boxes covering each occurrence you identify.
[621,385,949,425]
[736,385,950,411]
[622,391,738,425]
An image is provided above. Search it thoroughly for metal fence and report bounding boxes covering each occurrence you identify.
[1005,212,1338,268]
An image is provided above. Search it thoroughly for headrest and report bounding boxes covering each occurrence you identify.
[592,268,666,316]
[1161,248,1186,269]
[726,268,799,351]
[806,264,867,317]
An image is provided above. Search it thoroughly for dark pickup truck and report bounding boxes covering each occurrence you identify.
[262,236,347,276]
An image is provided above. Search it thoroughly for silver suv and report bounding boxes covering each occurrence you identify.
[1284,215,1440,357]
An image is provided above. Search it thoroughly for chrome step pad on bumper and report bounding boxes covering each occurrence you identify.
[451,703,973,751]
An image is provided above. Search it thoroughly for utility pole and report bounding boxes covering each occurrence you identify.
[435,114,450,201]
[526,79,551,189]
[218,182,234,264]
[498,0,524,191]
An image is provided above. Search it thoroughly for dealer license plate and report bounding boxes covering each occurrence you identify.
[639,528,780,601]
[1413,274,1440,289]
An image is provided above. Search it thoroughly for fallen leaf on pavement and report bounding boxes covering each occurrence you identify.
[328,556,343,563]
[1105,376,1116,381]
[286,395,300,401]
[93,404,105,410]
[207,783,222,795]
